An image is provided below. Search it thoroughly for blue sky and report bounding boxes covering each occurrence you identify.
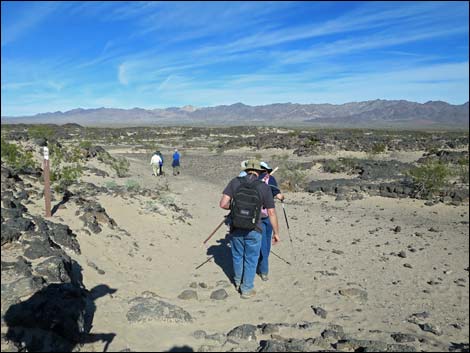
[1,1,469,116]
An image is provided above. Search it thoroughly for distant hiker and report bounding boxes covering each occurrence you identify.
[150,152,162,176]
[219,159,280,299]
[172,149,180,176]
[257,161,285,281]
[157,151,164,176]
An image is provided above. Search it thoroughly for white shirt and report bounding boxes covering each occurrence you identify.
[150,154,162,165]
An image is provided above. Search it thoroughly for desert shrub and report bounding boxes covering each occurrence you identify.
[305,136,319,147]
[144,200,166,215]
[104,180,119,189]
[322,158,358,174]
[49,144,84,193]
[457,165,469,184]
[425,146,441,155]
[97,150,113,164]
[96,150,130,177]
[79,140,93,149]
[456,157,469,184]
[0,139,37,171]
[143,143,157,152]
[110,157,130,177]
[407,161,452,196]
[159,193,176,206]
[125,179,140,192]
[370,143,387,154]
[28,125,55,141]
[271,154,307,191]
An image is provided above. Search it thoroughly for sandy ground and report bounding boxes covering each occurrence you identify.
[26,148,469,352]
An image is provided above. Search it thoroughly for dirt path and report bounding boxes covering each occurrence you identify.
[34,149,469,352]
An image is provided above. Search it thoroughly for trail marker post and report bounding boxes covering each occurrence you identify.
[43,146,52,217]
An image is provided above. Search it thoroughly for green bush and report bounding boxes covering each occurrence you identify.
[79,140,93,149]
[125,179,140,192]
[28,125,55,141]
[144,200,164,214]
[110,157,130,178]
[104,180,118,189]
[306,136,319,147]
[457,165,469,184]
[407,161,452,196]
[96,149,129,178]
[370,143,387,154]
[49,144,84,193]
[455,157,469,184]
[271,154,307,191]
[0,139,37,171]
[322,158,358,174]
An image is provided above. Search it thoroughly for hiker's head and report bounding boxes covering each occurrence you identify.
[174,148,178,152]
[260,161,273,173]
[244,159,264,175]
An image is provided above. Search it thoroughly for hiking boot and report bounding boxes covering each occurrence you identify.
[241,290,256,299]
[260,274,269,281]
[234,282,241,292]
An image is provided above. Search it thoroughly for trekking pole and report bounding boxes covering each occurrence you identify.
[202,215,228,247]
[195,256,214,270]
[281,200,296,262]
[271,250,291,265]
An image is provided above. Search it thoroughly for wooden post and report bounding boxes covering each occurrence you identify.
[43,146,52,217]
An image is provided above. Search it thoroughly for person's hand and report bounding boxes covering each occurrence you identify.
[272,232,280,244]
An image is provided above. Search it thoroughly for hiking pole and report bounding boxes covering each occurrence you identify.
[271,250,291,265]
[281,201,290,229]
[195,256,214,270]
[202,215,229,247]
[281,200,296,262]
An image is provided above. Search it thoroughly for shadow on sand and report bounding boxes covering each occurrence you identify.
[4,262,117,352]
[206,232,234,283]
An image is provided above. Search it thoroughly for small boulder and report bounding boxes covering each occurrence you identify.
[227,324,257,341]
[210,289,228,300]
[178,290,198,301]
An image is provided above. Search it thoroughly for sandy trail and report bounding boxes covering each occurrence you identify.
[33,149,469,352]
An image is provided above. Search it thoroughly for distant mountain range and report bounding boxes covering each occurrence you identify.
[2,100,469,129]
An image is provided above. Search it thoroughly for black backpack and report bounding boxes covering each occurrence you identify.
[230,176,263,231]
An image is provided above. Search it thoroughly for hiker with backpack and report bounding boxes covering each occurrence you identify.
[150,152,162,176]
[172,149,180,176]
[257,161,285,281]
[219,159,280,299]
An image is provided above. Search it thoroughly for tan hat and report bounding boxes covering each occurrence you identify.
[244,159,264,171]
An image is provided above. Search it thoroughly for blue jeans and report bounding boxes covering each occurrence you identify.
[230,229,262,294]
[258,217,273,275]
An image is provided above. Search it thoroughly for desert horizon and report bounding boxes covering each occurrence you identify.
[1,123,469,352]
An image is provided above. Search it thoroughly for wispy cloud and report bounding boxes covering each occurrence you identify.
[118,63,129,85]
[1,1,61,47]
[278,26,468,64]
